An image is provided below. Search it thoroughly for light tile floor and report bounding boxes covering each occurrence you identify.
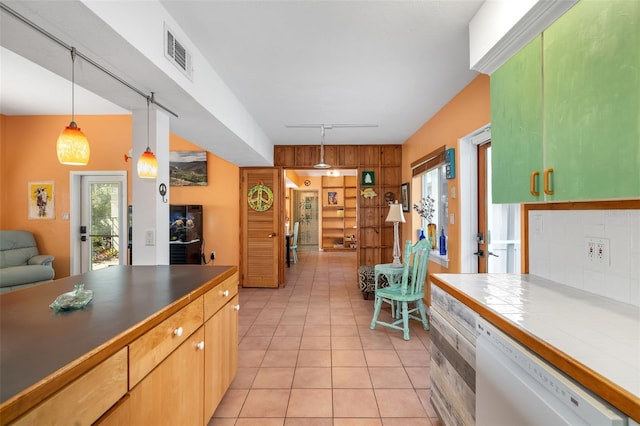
[209,250,442,426]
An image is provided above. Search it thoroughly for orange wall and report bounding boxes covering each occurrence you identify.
[168,134,239,267]
[0,114,239,278]
[401,74,490,273]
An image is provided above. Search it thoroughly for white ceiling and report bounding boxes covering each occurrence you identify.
[0,1,483,166]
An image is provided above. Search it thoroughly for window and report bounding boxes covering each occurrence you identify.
[411,147,449,262]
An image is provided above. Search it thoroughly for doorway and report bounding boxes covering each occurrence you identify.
[70,172,128,275]
[292,189,319,250]
[477,143,521,273]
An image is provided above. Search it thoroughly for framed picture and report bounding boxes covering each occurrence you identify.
[361,171,375,186]
[28,181,55,219]
[169,151,208,186]
[401,182,410,212]
[323,188,343,206]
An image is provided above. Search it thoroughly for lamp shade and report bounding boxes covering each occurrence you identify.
[56,122,90,165]
[385,201,406,223]
[137,147,158,179]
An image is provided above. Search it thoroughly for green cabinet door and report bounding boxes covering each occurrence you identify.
[544,0,640,200]
[491,35,544,203]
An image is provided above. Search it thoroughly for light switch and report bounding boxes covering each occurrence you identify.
[145,230,155,246]
[449,213,455,225]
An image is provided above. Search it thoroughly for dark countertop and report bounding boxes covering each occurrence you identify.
[0,265,235,407]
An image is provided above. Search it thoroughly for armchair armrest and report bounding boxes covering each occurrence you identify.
[28,255,54,266]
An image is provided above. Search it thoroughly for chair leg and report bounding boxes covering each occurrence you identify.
[292,249,298,263]
[370,295,383,330]
[417,300,429,331]
[402,301,410,340]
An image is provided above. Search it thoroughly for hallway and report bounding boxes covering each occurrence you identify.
[209,251,441,425]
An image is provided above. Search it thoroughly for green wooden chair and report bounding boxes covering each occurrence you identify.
[370,238,431,340]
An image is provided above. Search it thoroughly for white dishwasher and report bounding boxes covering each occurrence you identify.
[476,318,627,426]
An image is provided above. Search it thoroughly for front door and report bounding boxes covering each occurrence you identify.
[78,174,127,273]
[240,168,281,287]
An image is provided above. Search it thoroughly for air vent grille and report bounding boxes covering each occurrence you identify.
[164,23,193,80]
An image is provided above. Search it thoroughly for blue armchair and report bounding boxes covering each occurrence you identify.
[0,230,55,293]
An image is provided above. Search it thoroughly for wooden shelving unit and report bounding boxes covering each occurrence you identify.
[321,176,357,251]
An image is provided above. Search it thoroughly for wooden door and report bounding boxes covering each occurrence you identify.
[241,168,281,288]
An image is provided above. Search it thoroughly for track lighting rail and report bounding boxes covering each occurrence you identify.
[0,2,178,118]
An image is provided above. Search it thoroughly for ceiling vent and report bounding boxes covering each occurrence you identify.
[164,23,193,80]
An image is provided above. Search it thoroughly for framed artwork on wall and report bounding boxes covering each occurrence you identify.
[28,181,55,219]
[169,151,208,186]
[361,171,375,186]
[401,182,410,212]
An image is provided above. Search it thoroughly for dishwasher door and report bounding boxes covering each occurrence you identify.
[476,319,626,426]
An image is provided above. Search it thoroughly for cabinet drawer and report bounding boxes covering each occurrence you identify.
[13,347,127,426]
[204,272,238,321]
[129,297,204,387]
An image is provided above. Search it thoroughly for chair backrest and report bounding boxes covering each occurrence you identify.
[400,238,431,296]
[291,222,300,246]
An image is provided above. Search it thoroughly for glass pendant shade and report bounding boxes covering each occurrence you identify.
[56,122,90,165]
[137,147,158,179]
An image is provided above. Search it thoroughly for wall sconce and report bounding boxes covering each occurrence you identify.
[56,47,90,165]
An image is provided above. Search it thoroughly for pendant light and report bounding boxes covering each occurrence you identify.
[137,96,158,178]
[56,47,90,165]
[314,125,331,169]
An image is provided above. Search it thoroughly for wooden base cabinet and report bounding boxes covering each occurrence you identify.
[429,284,479,426]
[204,294,239,419]
[128,327,205,426]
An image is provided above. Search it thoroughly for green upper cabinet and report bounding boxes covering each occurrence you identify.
[491,0,640,203]
[544,0,640,201]
[491,36,543,203]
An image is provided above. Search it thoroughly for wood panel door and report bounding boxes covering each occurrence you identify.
[241,168,281,288]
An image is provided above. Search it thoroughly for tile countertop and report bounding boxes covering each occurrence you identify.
[430,273,640,422]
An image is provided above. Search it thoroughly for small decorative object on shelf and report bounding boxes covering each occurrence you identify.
[50,283,94,311]
[413,195,437,249]
[439,227,447,255]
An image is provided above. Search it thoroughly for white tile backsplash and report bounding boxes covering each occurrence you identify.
[529,209,640,307]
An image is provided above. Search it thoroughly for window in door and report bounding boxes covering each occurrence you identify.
[80,175,127,273]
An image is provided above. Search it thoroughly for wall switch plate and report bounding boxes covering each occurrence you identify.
[145,230,155,246]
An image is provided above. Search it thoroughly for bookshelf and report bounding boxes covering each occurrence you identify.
[321,175,357,251]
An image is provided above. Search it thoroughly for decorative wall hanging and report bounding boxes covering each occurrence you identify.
[361,187,377,199]
[28,181,55,219]
[248,182,274,211]
[169,151,208,186]
[401,182,410,212]
[361,171,375,186]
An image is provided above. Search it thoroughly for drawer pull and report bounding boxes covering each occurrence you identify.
[233,304,240,311]
[530,171,540,196]
[222,289,230,297]
[173,327,183,337]
[196,341,205,351]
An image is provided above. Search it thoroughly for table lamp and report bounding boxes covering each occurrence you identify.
[385,201,406,268]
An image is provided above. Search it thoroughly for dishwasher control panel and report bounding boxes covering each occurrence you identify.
[476,319,626,425]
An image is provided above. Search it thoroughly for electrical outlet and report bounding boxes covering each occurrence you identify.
[595,238,610,265]
[145,230,155,246]
[585,238,595,262]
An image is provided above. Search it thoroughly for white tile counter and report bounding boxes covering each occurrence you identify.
[430,273,640,422]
